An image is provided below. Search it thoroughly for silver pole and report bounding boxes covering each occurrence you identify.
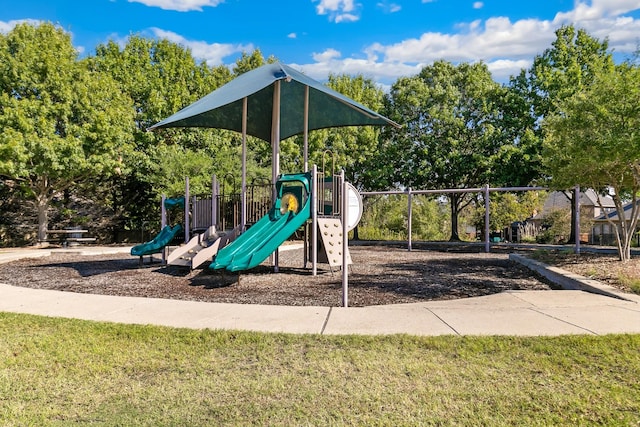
[407,187,413,252]
[312,164,318,276]
[185,176,190,243]
[161,195,167,229]
[574,185,581,254]
[241,97,248,233]
[271,80,281,272]
[212,175,218,229]
[484,184,490,253]
[341,170,348,307]
[303,85,309,172]
[361,186,547,197]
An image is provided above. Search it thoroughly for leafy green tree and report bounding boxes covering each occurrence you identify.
[233,49,277,76]
[543,63,640,261]
[526,25,614,242]
[0,23,135,241]
[492,71,543,187]
[90,36,236,227]
[384,61,508,240]
[529,25,613,121]
[473,191,545,239]
[303,73,387,188]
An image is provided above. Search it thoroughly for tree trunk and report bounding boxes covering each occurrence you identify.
[608,194,635,263]
[36,193,49,243]
[449,194,461,241]
[561,191,577,244]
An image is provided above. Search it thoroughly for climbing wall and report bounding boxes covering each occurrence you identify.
[316,218,352,267]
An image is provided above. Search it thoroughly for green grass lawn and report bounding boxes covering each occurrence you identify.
[1,312,639,426]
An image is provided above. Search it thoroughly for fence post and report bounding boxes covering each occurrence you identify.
[212,175,218,230]
[574,185,581,254]
[484,184,490,253]
[407,187,413,251]
[185,176,190,243]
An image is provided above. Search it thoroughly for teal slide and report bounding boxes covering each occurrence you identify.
[211,173,311,272]
[131,224,183,257]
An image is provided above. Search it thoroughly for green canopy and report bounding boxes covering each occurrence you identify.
[148,62,398,141]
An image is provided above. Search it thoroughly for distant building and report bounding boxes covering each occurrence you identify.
[541,189,616,220]
[592,200,640,246]
[515,189,616,244]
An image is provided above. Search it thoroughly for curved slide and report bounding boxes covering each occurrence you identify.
[212,173,311,272]
[131,224,183,257]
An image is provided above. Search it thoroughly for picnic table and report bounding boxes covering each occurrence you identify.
[45,229,96,247]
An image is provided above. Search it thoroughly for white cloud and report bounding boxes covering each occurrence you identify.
[335,13,359,23]
[314,0,362,23]
[367,16,556,66]
[377,2,401,13]
[473,2,484,9]
[0,18,45,33]
[312,48,342,62]
[128,0,223,12]
[486,59,532,81]
[288,33,297,39]
[151,28,252,65]
[333,1,640,83]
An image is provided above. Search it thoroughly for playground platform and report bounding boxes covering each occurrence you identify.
[0,246,639,336]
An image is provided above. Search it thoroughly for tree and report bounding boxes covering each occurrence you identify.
[492,71,544,187]
[473,191,545,240]
[303,73,387,188]
[90,36,238,229]
[384,61,508,240]
[543,63,640,261]
[527,25,614,242]
[232,49,276,76]
[0,23,135,241]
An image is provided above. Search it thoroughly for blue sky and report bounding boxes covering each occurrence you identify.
[1,0,639,87]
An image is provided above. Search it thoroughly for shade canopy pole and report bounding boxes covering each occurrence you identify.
[272,80,281,187]
[303,85,309,172]
[241,97,248,233]
[271,80,282,272]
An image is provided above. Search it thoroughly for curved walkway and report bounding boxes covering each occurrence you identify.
[1,246,639,336]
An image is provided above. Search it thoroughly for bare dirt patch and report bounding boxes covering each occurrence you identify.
[0,243,555,307]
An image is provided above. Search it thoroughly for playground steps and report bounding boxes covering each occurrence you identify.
[167,226,239,269]
[168,242,210,267]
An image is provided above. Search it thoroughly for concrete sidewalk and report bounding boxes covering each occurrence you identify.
[1,246,639,336]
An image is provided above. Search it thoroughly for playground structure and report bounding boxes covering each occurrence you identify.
[130,164,360,278]
[130,176,271,268]
[145,62,393,306]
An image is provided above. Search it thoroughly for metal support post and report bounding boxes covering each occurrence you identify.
[212,175,218,230]
[185,176,190,243]
[484,184,490,253]
[341,170,348,307]
[574,185,581,254]
[407,187,413,252]
[312,165,318,276]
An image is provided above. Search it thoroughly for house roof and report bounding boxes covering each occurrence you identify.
[542,189,616,212]
[596,200,640,221]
